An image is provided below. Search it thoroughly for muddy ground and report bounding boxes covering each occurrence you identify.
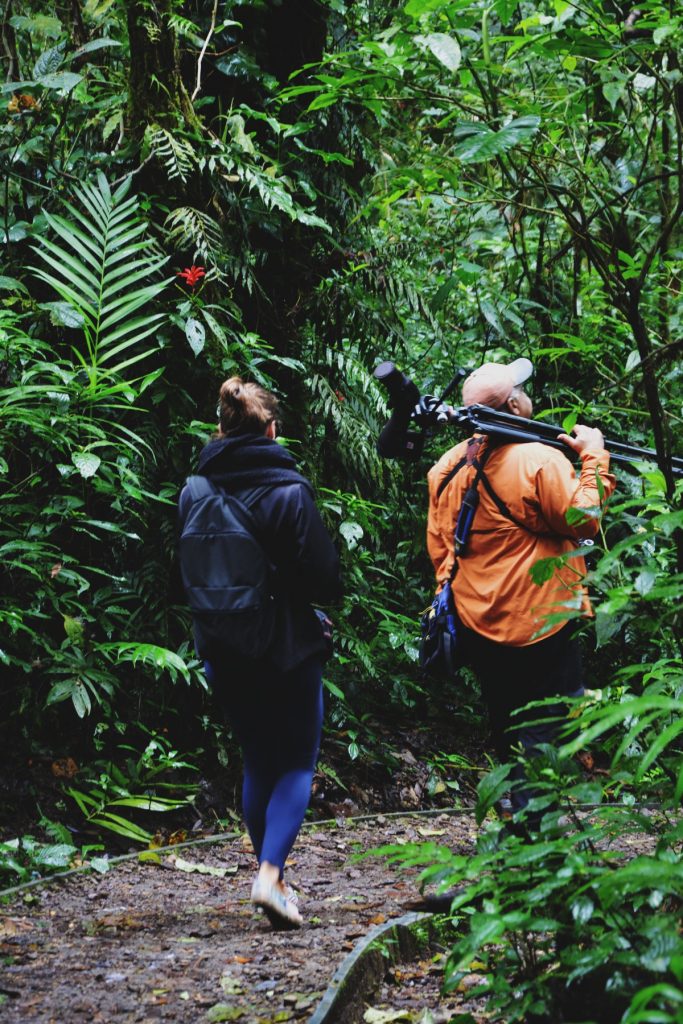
[0,812,483,1024]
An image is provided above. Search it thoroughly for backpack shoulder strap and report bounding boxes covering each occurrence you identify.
[185,474,217,502]
[446,443,497,575]
[436,456,467,500]
[185,476,270,514]
[477,467,536,535]
[230,484,272,511]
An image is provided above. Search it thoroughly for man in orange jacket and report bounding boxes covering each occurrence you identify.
[427,358,616,827]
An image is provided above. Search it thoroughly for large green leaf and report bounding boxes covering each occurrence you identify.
[453,115,541,163]
[31,173,172,389]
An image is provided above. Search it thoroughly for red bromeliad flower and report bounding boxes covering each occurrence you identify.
[177,265,206,287]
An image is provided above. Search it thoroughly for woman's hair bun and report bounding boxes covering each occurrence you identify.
[217,376,280,437]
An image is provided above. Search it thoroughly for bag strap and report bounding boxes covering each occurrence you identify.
[185,475,270,511]
[476,470,536,535]
[439,439,536,588]
[186,474,217,502]
[451,443,496,561]
[436,455,467,500]
[182,476,266,541]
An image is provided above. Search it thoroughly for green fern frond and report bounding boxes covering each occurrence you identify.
[145,124,197,183]
[307,357,389,488]
[164,206,224,265]
[167,13,204,46]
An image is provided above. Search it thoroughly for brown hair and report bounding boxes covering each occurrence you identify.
[216,377,281,437]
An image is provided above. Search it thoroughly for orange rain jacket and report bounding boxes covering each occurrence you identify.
[427,439,616,646]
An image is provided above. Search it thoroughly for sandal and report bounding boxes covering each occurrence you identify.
[284,884,299,906]
[251,879,303,930]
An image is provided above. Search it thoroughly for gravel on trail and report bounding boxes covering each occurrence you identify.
[0,812,479,1024]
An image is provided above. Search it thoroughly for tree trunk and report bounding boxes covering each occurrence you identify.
[126,0,198,139]
[55,0,88,47]
[1,0,20,82]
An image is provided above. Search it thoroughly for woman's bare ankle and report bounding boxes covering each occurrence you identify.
[257,861,280,888]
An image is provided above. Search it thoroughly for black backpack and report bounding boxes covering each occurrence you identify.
[178,475,275,660]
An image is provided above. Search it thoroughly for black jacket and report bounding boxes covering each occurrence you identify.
[181,433,342,672]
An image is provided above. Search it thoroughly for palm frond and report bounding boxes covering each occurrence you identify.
[31,172,172,386]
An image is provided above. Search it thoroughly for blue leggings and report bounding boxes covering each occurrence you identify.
[206,657,323,873]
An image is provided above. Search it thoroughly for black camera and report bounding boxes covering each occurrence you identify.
[374,361,455,459]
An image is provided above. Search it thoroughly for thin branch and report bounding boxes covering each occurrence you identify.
[111,151,156,188]
[191,0,218,102]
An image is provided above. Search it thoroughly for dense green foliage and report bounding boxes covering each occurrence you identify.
[1,0,681,1019]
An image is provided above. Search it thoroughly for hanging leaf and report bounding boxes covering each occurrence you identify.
[416,32,461,73]
[405,0,445,16]
[0,275,29,294]
[201,308,228,346]
[63,615,85,645]
[603,80,625,110]
[340,521,364,549]
[454,116,541,164]
[32,41,66,79]
[71,681,92,719]
[571,896,595,924]
[185,317,206,356]
[71,38,120,59]
[72,451,102,478]
[625,349,641,372]
[38,71,82,92]
[0,222,30,243]
[40,301,85,328]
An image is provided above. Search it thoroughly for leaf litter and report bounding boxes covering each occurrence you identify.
[0,813,478,1023]
[0,810,658,1022]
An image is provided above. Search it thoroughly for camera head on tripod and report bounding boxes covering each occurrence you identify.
[373,361,458,459]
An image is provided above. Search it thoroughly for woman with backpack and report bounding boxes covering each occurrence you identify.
[179,377,342,929]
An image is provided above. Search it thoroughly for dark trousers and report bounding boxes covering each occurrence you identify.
[458,621,583,818]
[205,656,323,872]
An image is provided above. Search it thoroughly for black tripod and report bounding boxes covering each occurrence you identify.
[447,403,683,477]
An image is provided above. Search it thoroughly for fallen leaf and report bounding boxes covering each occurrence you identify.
[167,856,228,877]
[295,993,321,1010]
[416,828,446,837]
[0,918,32,937]
[206,1004,247,1022]
[138,851,162,866]
[220,974,243,995]
[364,1008,411,1023]
[51,757,78,778]
[369,913,386,925]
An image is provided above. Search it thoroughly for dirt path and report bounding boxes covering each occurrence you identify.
[0,813,478,1023]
